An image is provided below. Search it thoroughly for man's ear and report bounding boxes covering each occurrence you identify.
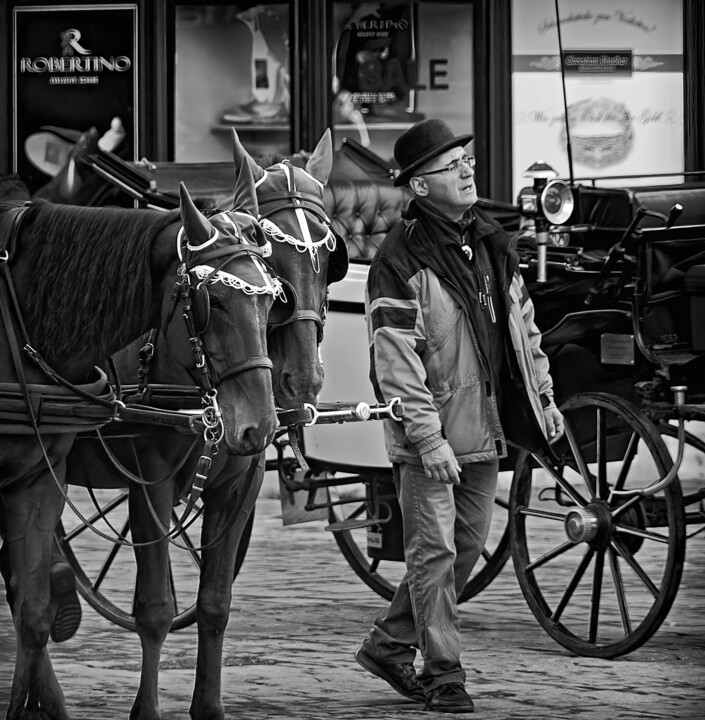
[409,176,428,197]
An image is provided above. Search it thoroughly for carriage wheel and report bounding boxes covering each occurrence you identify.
[328,473,511,602]
[510,392,686,658]
[57,487,253,632]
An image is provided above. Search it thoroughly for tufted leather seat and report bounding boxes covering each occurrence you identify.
[323,179,410,262]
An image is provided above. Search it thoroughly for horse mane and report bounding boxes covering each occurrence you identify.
[18,202,179,367]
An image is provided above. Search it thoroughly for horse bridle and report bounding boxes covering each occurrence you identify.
[257,161,335,343]
[179,237,279,381]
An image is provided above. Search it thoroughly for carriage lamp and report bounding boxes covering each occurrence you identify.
[522,162,559,282]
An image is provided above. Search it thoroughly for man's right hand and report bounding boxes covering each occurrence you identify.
[420,442,461,485]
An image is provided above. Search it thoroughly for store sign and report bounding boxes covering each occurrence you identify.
[336,4,415,106]
[12,4,138,192]
[563,50,633,75]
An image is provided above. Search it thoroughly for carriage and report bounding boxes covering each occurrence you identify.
[6,127,705,708]
[279,157,705,660]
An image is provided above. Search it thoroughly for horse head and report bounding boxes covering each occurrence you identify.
[231,128,349,409]
[172,162,286,455]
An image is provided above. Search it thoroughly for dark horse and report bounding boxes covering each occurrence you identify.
[58,129,347,720]
[0,162,284,720]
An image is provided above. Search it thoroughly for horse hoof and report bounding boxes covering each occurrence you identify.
[50,561,82,643]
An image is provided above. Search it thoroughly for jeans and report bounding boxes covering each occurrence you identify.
[361,459,498,691]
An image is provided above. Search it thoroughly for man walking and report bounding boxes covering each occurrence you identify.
[356,119,563,713]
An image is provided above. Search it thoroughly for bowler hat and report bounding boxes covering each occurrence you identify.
[393,119,473,187]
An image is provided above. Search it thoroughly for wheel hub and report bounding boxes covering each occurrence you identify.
[564,508,599,542]
[564,501,612,548]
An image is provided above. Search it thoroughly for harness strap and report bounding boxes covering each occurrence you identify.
[194,244,266,265]
[216,355,274,385]
[268,308,324,343]
[0,267,38,428]
[257,193,329,224]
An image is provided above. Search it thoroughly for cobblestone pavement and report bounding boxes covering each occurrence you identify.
[1,475,704,720]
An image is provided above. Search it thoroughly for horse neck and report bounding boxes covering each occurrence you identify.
[11,213,180,383]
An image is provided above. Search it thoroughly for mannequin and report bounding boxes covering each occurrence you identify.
[222,5,290,123]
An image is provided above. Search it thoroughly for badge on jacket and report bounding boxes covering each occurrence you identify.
[462,244,473,261]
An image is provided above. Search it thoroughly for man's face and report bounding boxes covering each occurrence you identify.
[410,146,477,219]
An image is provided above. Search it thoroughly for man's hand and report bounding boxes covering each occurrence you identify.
[544,406,565,443]
[420,442,461,485]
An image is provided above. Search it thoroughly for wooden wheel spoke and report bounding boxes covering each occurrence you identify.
[552,546,594,622]
[614,523,670,545]
[534,452,589,508]
[562,420,593,503]
[525,538,577,573]
[588,550,605,643]
[369,557,381,574]
[608,548,632,635]
[62,491,129,542]
[610,536,659,597]
[611,432,640,495]
[517,506,566,523]
[596,408,608,501]
[171,509,201,569]
[494,496,509,510]
[93,517,130,592]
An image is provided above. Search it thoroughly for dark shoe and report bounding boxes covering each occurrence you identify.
[425,683,475,714]
[50,562,82,643]
[355,646,425,703]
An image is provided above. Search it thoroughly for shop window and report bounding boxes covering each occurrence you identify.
[331,1,474,166]
[174,2,291,162]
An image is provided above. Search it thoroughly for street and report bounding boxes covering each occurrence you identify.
[1,473,704,719]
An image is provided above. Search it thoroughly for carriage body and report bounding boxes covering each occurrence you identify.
[303,166,705,655]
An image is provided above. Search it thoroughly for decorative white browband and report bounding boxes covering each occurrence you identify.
[260,217,336,272]
[192,264,285,300]
[176,214,272,261]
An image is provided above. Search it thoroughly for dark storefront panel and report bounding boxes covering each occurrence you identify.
[12,3,138,193]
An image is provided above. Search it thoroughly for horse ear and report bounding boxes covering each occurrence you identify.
[231,128,265,182]
[305,128,333,186]
[179,182,213,247]
[231,161,258,217]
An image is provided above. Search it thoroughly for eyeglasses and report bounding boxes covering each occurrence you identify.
[417,155,476,178]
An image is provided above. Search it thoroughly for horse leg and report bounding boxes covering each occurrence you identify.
[190,454,264,720]
[128,476,175,720]
[4,468,72,720]
[1,525,15,611]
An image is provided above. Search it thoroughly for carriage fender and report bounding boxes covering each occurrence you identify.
[507,274,555,438]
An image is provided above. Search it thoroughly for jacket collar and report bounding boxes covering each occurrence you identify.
[403,198,518,278]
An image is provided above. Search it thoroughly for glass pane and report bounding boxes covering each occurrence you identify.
[174,3,291,162]
[332,1,474,167]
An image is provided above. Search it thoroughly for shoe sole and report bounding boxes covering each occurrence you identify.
[424,703,475,714]
[354,648,425,703]
[50,563,82,643]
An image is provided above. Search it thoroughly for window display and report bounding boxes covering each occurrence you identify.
[174,2,291,162]
[331,1,474,165]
